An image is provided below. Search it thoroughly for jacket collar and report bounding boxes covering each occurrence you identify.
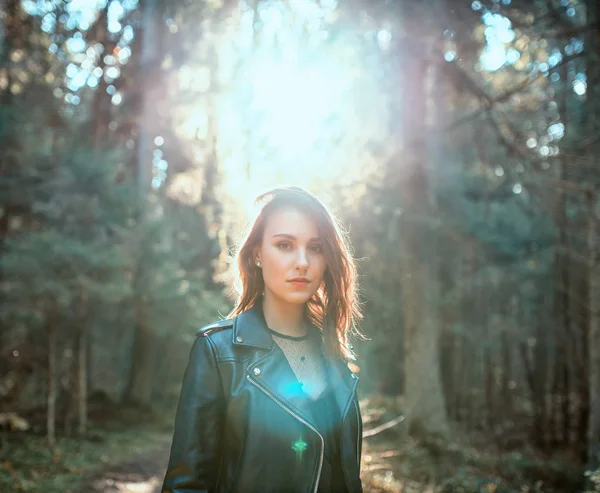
[231,302,274,350]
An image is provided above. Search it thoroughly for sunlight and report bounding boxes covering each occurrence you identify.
[479,11,516,71]
[119,479,160,492]
[93,477,161,493]
[170,0,390,217]
[215,46,372,216]
[247,58,340,159]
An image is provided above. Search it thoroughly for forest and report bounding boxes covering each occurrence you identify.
[0,0,599,492]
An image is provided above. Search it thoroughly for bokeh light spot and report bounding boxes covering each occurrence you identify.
[444,51,457,62]
[573,80,587,96]
[292,440,308,453]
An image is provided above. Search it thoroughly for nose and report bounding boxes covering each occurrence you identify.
[296,248,309,270]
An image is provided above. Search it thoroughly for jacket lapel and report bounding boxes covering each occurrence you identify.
[327,356,359,422]
[247,345,317,427]
[233,304,316,426]
[233,303,359,427]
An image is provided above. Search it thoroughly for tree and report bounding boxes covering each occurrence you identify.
[0,124,133,441]
[389,0,450,439]
[584,0,600,473]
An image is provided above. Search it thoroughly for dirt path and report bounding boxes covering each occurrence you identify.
[74,438,398,493]
[77,441,171,493]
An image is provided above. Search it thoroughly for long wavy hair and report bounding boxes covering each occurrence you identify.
[229,187,362,361]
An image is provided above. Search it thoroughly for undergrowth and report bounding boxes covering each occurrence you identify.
[360,395,586,493]
[0,394,593,493]
[0,410,172,493]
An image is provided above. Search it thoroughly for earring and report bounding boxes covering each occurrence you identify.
[256,261,261,267]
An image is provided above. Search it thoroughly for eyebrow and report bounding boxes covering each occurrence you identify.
[272,234,321,242]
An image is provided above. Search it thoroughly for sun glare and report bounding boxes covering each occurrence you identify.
[169,0,389,218]
[248,59,340,158]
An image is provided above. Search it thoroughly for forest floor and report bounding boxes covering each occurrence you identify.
[72,427,587,493]
[75,442,169,493]
[1,395,591,493]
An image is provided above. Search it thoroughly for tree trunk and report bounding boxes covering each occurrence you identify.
[0,0,4,54]
[0,0,18,340]
[585,0,600,468]
[533,297,550,446]
[136,0,158,197]
[553,43,572,447]
[77,294,88,435]
[562,352,570,444]
[484,344,494,429]
[500,326,513,414]
[394,45,449,438]
[587,188,600,470]
[123,0,161,409]
[0,0,17,72]
[47,317,57,447]
[125,324,158,407]
[482,252,494,429]
[454,253,473,423]
[124,301,158,407]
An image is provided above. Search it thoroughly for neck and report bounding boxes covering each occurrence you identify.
[261,293,307,337]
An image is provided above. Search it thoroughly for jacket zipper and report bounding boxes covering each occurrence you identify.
[354,399,361,466]
[247,375,324,493]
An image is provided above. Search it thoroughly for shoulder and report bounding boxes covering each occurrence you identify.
[193,317,240,363]
[195,318,234,338]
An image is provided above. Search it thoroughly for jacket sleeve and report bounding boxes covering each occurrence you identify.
[162,335,225,493]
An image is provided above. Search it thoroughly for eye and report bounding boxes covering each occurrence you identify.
[309,244,323,254]
[276,241,293,251]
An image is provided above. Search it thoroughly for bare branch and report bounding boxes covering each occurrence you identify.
[444,52,583,131]
[522,177,594,194]
[362,415,405,438]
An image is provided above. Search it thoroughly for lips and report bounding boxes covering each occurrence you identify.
[288,278,310,286]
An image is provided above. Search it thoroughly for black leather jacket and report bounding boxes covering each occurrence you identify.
[161,304,363,493]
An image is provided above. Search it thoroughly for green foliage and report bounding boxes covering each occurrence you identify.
[0,126,134,328]
[2,230,129,307]
[126,209,226,337]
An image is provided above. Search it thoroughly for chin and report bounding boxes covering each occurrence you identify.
[282,291,315,305]
[285,295,312,305]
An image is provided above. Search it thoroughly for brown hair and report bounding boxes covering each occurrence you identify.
[229,186,362,360]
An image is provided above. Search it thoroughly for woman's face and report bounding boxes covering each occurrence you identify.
[255,206,327,307]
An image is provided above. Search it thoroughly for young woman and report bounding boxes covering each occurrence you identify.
[162,186,364,493]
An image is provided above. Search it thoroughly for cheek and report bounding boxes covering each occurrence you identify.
[262,250,288,275]
[315,257,327,279]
